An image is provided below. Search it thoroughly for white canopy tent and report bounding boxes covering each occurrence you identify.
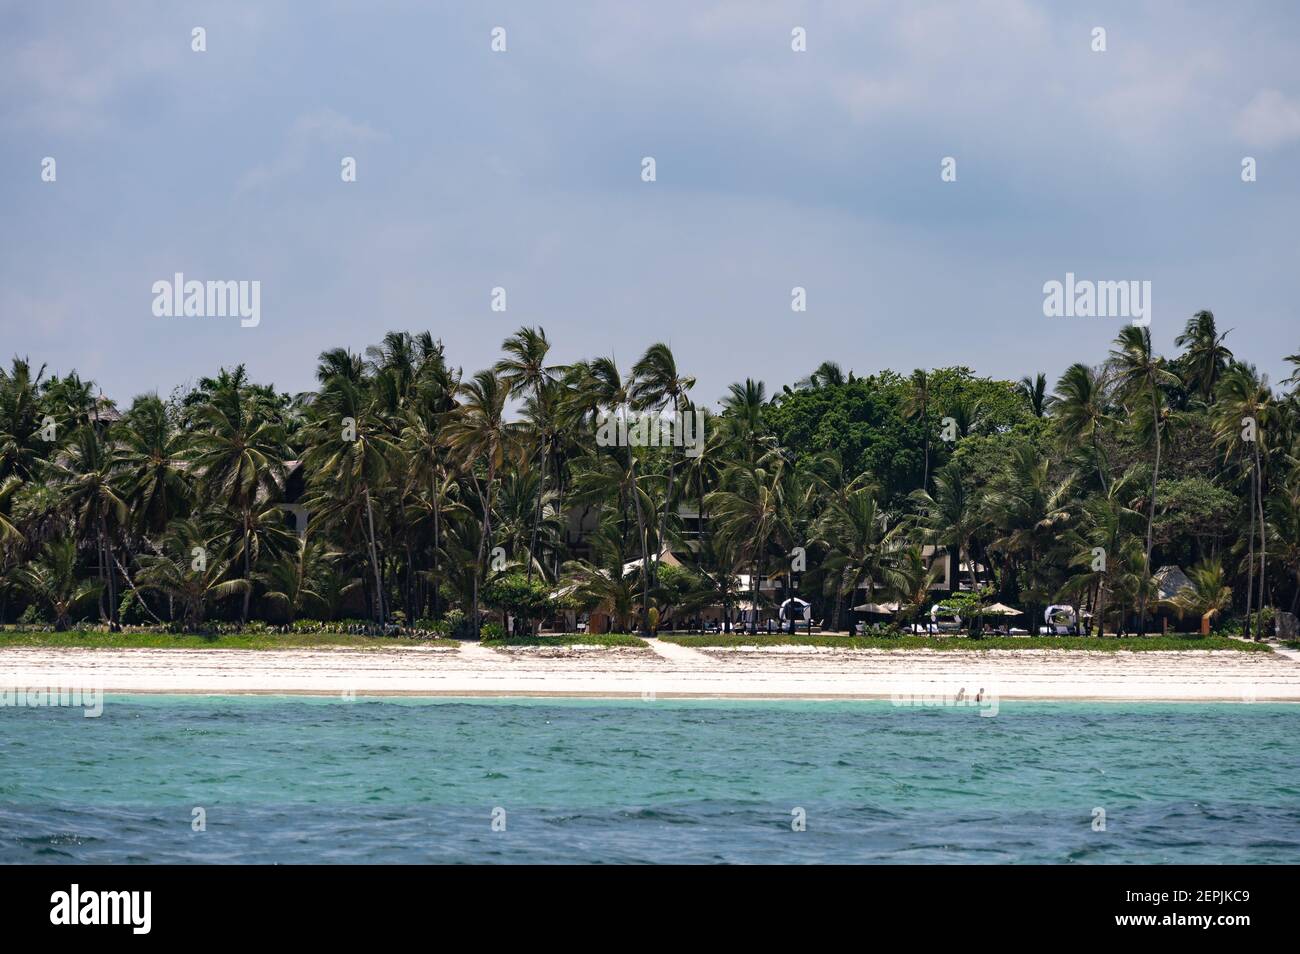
[779,597,811,633]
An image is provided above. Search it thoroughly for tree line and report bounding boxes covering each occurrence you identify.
[1,312,1297,638]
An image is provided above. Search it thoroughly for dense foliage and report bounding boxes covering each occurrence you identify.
[1,313,1296,638]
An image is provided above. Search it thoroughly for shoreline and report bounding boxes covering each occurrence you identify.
[4,642,1299,703]
[63,690,1300,703]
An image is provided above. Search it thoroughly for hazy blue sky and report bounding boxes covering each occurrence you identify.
[3,1,1298,406]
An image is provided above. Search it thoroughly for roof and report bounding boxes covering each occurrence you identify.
[620,547,682,577]
[1154,565,1193,601]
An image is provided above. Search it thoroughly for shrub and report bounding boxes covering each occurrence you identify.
[442,609,467,637]
[482,574,557,624]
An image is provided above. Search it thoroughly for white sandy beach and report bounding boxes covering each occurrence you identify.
[4,639,1300,702]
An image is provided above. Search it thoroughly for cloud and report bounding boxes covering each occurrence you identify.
[1235,89,1300,148]
[236,109,386,192]
[0,34,179,135]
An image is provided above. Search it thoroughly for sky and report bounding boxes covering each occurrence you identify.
[3,0,1299,408]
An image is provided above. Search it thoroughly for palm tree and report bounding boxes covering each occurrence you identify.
[900,370,933,489]
[707,453,785,633]
[51,427,127,626]
[1161,558,1233,634]
[116,394,191,536]
[210,501,297,596]
[301,374,397,624]
[441,369,519,637]
[0,475,22,544]
[136,519,248,629]
[1052,363,1112,492]
[817,486,900,632]
[1284,350,1300,388]
[496,327,560,580]
[982,443,1075,633]
[1175,310,1233,402]
[1109,325,1179,633]
[365,331,422,399]
[0,357,50,483]
[492,466,562,579]
[911,462,985,595]
[1059,478,1143,635]
[631,342,695,588]
[560,523,641,633]
[721,378,769,461]
[315,347,366,386]
[1213,364,1274,635]
[887,543,944,632]
[1018,373,1051,418]
[400,398,459,619]
[1267,481,1300,614]
[568,443,656,631]
[258,537,331,623]
[562,564,638,634]
[580,356,658,633]
[14,538,101,630]
[796,361,847,391]
[189,383,288,623]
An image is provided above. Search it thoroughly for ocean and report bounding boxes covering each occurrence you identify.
[2,696,1297,863]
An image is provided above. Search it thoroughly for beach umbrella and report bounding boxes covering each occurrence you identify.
[982,602,1022,616]
[852,601,899,613]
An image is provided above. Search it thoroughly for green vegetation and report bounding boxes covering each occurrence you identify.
[481,633,648,648]
[661,634,1271,652]
[0,629,459,650]
[1,316,1298,645]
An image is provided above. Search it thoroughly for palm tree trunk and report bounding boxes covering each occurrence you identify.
[1255,442,1267,632]
[621,438,651,635]
[922,431,930,490]
[100,518,117,627]
[432,479,441,619]
[404,541,415,622]
[632,473,651,636]
[1093,433,1108,493]
[750,559,759,633]
[527,446,547,582]
[471,466,497,638]
[363,485,385,624]
[552,459,564,581]
[241,517,251,624]
[1096,580,1107,638]
[1139,388,1161,635]
[1245,459,1256,639]
[96,534,107,622]
[654,449,677,589]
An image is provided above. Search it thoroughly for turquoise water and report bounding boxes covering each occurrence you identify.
[2,696,1298,863]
